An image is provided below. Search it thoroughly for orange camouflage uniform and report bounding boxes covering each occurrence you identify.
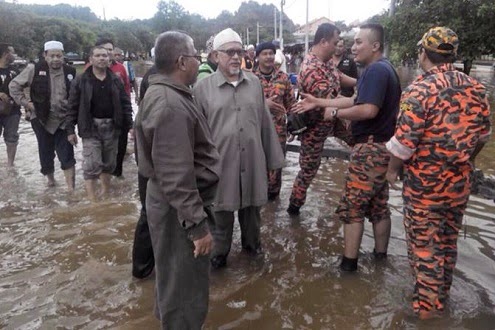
[289,52,351,208]
[387,63,491,315]
[253,68,296,196]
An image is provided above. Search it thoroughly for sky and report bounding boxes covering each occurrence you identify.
[13,0,390,25]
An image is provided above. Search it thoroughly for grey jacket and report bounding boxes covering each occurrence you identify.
[193,70,284,211]
[135,74,220,239]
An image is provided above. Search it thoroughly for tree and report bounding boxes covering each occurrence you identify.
[384,0,495,74]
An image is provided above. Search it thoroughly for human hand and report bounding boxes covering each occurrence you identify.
[193,232,213,258]
[67,134,78,146]
[291,92,320,114]
[25,102,35,112]
[386,170,401,190]
[266,95,286,116]
[0,92,9,103]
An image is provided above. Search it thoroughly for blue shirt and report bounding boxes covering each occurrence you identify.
[351,58,401,140]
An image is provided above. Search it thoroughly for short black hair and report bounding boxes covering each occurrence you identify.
[95,37,114,47]
[154,31,193,74]
[0,43,12,57]
[359,23,385,52]
[424,48,456,64]
[89,45,108,57]
[314,23,340,45]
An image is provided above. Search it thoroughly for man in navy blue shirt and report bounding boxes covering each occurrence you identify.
[292,23,401,272]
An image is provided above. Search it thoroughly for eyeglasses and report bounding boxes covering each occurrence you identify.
[218,49,244,57]
[182,54,202,62]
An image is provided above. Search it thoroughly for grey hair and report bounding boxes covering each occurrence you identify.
[154,31,194,74]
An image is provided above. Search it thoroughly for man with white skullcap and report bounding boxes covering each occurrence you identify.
[10,40,77,192]
[193,28,284,269]
[197,34,217,81]
[241,44,256,71]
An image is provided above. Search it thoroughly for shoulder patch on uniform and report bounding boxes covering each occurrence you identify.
[400,102,413,112]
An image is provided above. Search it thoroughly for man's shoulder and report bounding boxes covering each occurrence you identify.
[366,60,393,75]
[111,62,126,70]
[194,71,219,91]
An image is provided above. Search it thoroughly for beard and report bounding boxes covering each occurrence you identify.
[228,67,240,76]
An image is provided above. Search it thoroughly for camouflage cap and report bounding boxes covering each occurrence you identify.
[205,35,215,54]
[418,27,459,55]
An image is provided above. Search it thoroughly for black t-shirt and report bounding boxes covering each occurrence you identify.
[337,55,358,97]
[351,58,401,140]
[0,67,21,116]
[90,72,114,119]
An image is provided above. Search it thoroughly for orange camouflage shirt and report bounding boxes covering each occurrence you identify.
[297,52,341,122]
[388,63,491,208]
[253,68,296,141]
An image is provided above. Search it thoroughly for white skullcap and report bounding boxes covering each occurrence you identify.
[44,41,64,51]
[247,44,255,50]
[213,28,242,50]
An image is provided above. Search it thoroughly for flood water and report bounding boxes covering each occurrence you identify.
[1,66,494,329]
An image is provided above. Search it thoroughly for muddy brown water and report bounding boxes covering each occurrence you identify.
[1,66,494,329]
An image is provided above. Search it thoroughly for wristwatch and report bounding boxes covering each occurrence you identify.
[331,108,340,118]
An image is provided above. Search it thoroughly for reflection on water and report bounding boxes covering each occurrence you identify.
[0,67,494,329]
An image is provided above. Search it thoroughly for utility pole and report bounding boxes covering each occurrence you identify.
[246,28,250,45]
[385,0,396,57]
[280,0,285,50]
[257,22,260,45]
[274,7,277,41]
[305,0,309,54]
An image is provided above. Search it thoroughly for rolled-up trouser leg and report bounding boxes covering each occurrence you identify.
[82,137,103,180]
[1,113,20,144]
[146,180,209,329]
[210,211,235,259]
[53,127,76,170]
[238,206,261,252]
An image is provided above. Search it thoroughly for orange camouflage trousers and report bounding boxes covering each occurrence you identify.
[403,205,464,314]
[335,140,390,223]
[289,117,352,207]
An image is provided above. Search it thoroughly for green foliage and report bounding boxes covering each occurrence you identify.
[0,0,297,59]
[382,0,495,62]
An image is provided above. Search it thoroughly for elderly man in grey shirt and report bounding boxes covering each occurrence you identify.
[135,31,220,328]
[9,41,76,191]
[193,28,285,269]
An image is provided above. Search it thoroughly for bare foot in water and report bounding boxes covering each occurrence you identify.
[46,173,56,187]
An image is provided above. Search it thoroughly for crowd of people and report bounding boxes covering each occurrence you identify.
[0,21,491,328]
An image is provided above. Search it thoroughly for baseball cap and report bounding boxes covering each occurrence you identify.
[417,27,459,55]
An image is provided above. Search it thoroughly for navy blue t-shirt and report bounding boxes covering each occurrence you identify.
[351,58,401,140]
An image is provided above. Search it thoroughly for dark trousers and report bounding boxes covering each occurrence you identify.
[147,180,210,329]
[211,206,261,259]
[132,172,154,278]
[31,118,75,175]
[113,128,128,177]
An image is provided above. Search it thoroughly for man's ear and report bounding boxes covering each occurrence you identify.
[372,41,381,52]
[212,50,219,64]
[177,55,187,71]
